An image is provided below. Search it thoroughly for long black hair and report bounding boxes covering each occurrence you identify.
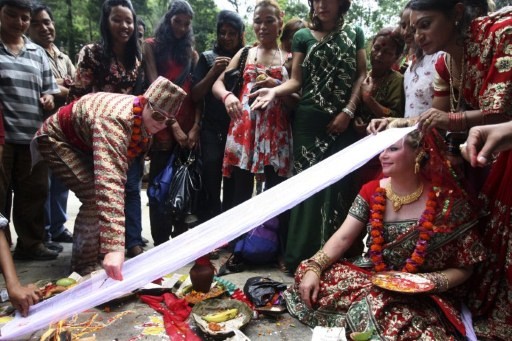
[99,0,140,71]
[214,10,245,56]
[153,0,195,73]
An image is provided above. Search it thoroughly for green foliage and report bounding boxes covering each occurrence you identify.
[189,0,219,53]
[346,0,409,38]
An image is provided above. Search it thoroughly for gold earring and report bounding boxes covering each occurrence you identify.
[415,151,426,174]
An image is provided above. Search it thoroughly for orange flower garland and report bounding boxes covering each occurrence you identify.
[128,96,150,159]
[369,186,437,273]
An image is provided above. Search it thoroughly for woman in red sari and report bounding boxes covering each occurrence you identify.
[407,1,512,339]
[285,124,485,339]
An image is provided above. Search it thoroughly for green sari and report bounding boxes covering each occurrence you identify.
[285,25,365,271]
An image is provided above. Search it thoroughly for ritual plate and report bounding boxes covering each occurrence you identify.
[191,298,252,337]
[371,271,435,293]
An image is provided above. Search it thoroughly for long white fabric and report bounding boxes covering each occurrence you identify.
[0,126,415,340]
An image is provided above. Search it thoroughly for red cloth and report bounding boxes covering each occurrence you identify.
[57,101,91,152]
[139,293,201,340]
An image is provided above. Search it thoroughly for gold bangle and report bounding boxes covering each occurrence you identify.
[422,272,450,293]
[310,249,331,271]
[305,264,322,279]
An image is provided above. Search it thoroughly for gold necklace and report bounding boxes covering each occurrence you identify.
[385,182,424,212]
[448,49,465,112]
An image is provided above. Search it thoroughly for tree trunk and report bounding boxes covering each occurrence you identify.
[65,0,76,61]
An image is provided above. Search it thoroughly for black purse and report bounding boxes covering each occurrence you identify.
[165,148,202,218]
[224,47,249,97]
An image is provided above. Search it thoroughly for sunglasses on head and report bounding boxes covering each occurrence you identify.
[148,101,175,126]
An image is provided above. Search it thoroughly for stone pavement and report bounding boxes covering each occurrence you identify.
[0,192,313,340]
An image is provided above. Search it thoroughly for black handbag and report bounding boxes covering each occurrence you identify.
[224,46,249,97]
[165,148,202,218]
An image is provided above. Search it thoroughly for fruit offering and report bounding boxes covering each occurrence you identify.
[202,308,238,322]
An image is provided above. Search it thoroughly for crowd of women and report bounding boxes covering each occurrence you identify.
[2,0,511,338]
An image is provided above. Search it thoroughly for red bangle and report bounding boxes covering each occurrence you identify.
[222,92,233,103]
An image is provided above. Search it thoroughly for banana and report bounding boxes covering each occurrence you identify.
[202,308,238,323]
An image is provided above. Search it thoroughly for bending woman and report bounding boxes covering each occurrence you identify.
[285,124,486,339]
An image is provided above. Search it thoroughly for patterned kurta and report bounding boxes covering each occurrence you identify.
[35,93,150,256]
[68,44,143,102]
[285,180,486,340]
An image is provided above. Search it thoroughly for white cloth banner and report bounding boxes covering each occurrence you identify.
[0,126,415,340]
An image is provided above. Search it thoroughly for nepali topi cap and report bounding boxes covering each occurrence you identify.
[143,76,186,117]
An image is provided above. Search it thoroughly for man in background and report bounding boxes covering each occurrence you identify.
[0,0,60,260]
[28,3,76,251]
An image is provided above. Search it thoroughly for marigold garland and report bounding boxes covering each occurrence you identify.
[369,186,437,273]
[127,96,150,159]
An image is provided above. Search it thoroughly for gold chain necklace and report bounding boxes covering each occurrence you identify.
[385,182,424,212]
[448,49,465,112]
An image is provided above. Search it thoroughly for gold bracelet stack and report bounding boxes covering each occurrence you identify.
[311,249,332,271]
[422,272,450,293]
[304,249,332,279]
[305,262,322,279]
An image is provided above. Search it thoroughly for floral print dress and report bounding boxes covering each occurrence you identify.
[222,59,292,178]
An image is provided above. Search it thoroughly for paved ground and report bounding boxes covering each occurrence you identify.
[0,192,312,340]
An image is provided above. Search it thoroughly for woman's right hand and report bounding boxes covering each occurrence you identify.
[367,118,389,134]
[298,270,320,308]
[249,88,276,111]
[224,94,243,120]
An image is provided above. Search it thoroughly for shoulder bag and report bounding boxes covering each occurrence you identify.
[223,46,249,98]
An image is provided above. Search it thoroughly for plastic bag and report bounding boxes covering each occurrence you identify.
[147,151,176,209]
[165,149,202,218]
[233,217,279,264]
[243,276,287,307]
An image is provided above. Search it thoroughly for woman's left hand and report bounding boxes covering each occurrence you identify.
[187,124,200,149]
[103,251,124,281]
[418,108,450,132]
[326,112,351,135]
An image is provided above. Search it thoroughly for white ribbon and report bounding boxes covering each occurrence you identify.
[0,126,415,340]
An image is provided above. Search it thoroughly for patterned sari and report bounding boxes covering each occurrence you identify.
[285,180,486,340]
[464,8,512,340]
[284,25,364,271]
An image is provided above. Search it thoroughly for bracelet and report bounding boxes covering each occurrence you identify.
[342,107,355,119]
[222,92,233,104]
[448,111,468,132]
[305,263,322,279]
[310,249,332,271]
[421,272,450,293]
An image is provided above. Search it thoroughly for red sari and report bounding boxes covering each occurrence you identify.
[285,180,486,340]
[463,9,512,340]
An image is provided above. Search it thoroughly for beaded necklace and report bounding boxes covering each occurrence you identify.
[448,49,465,112]
[369,186,437,273]
[127,96,150,159]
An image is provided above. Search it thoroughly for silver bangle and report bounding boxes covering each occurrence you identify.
[342,107,355,119]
